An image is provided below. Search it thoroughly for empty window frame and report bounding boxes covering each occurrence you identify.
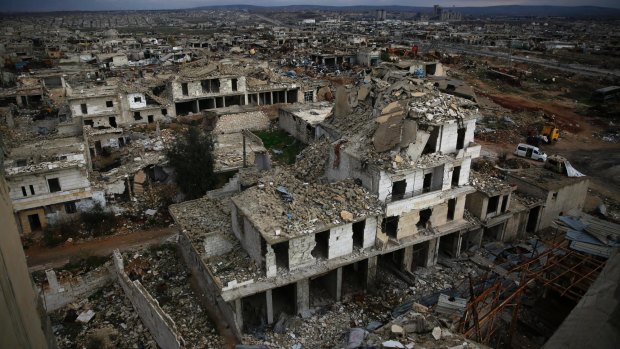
[48,178,61,193]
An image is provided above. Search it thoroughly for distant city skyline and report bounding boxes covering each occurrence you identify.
[1,0,619,12]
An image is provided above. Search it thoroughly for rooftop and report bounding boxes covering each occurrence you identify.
[507,167,589,192]
[231,168,383,245]
[280,102,333,126]
[4,136,87,176]
[470,171,516,196]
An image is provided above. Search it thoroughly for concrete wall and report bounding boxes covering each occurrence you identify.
[8,167,90,201]
[177,233,243,340]
[127,93,147,109]
[326,147,379,198]
[278,109,313,144]
[203,233,234,258]
[69,95,119,118]
[0,176,52,349]
[465,191,487,220]
[289,235,316,271]
[112,251,182,349]
[230,203,263,267]
[362,217,378,249]
[41,266,113,312]
[329,224,354,259]
[540,179,589,229]
[504,207,528,241]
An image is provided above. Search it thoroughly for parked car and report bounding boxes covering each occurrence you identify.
[514,143,547,162]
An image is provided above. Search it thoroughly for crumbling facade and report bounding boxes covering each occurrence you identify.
[3,137,97,234]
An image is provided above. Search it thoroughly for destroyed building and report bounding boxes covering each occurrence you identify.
[170,62,305,116]
[318,78,482,263]
[466,172,517,244]
[506,167,589,231]
[3,136,99,234]
[166,76,486,335]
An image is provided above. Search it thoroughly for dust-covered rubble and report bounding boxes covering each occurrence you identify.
[51,282,156,349]
[122,245,225,348]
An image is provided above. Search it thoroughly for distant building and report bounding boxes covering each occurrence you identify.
[376,9,387,21]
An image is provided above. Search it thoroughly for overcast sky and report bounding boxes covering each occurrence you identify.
[2,0,619,12]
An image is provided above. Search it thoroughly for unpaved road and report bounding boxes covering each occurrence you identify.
[26,227,177,270]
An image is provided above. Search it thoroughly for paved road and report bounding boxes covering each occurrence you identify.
[25,226,177,271]
[427,43,620,78]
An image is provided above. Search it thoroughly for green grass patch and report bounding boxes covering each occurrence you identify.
[253,130,306,165]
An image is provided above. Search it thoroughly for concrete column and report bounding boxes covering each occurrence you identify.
[270,91,274,105]
[234,298,243,331]
[296,279,309,315]
[266,289,274,325]
[424,238,440,267]
[244,93,249,106]
[284,89,288,103]
[366,256,378,290]
[453,232,463,258]
[327,268,342,302]
[222,96,226,108]
[193,100,199,113]
[402,246,414,273]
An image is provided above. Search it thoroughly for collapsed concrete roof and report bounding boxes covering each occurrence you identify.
[4,136,87,176]
[231,168,383,244]
[470,171,516,196]
[320,75,481,173]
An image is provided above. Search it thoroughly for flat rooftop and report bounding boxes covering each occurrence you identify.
[280,102,333,126]
[231,169,383,245]
[470,171,516,196]
[169,197,263,285]
[507,167,589,192]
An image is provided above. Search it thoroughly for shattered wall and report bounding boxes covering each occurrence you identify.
[177,233,243,341]
[41,266,113,312]
[112,251,182,349]
[69,95,119,119]
[8,168,90,201]
[289,235,316,271]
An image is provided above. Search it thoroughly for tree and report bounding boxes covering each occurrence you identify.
[166,126,216,200]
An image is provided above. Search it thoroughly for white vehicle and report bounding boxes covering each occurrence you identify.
[514,143,547,162]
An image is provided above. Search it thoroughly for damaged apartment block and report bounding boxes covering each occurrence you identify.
[170,63,304,117]
[319,80,482,265]
[166,76,487,335]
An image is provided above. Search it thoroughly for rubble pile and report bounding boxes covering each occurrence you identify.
[169,196,231,243]
[123,245,225,348]
[242,259,486,349]
[470,171,514,194]
[208,243,262,285]
[291,138,331,182]
[51,282,156,349]
[233,168,384,237]
[320,74,481,173]
[170,197,262,284]
[212,111,270,134]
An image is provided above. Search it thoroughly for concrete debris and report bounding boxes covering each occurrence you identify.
[76,309,96,323]
[51,282,155,348]
[232,169,383,241]
[123,245,225,347]
[292,138,331,182]
[432,327,442,340]
[383,340,406,348]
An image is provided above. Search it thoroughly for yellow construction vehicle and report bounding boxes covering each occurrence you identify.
[541,124,560,143]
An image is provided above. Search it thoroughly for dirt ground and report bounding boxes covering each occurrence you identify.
[25,226,176,270]
[449,56,620,211]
